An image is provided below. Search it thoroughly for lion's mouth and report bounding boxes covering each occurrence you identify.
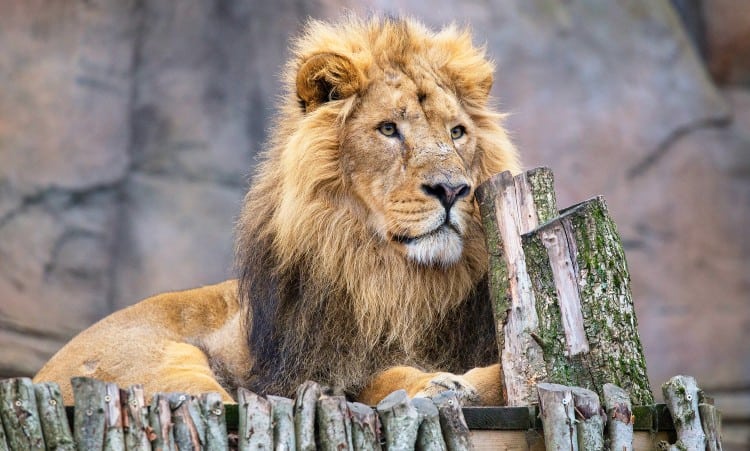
[391,223,460,245]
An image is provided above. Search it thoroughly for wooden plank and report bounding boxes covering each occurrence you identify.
[471,430,671,450]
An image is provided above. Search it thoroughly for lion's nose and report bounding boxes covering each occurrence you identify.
[422,182,471,210]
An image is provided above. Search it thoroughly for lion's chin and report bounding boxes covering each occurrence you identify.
[402,226,464,267]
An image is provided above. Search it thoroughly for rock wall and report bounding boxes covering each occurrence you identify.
[1,0,748,447]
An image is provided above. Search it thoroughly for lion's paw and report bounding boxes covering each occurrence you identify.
[414,372,480,406]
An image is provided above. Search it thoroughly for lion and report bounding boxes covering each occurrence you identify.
[34,15,520,407]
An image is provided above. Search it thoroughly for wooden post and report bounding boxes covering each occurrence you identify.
[603,383,633,451]
[237,388,272,449]
[432,391,471,451]
[201,393,229,451]
[698,392,723,451]
[121,385,151,450]
[33,382,75,451]
[376,390,419,451]
[478,168,653,406]
[72,376,107,451]
[316,395,353,451]
[348,402,381,451]
[523,197,652,404]
[294,381,321,451]
[661,376,706,451]
[0,378,46,450]
[268,395,295,450]
[149,394,176,451]
[168,393,203,451]
[476,168,556,406]
[103,382,125,450]
[537,383,577,451]
[570,387,604,451]
[412,397,447,451]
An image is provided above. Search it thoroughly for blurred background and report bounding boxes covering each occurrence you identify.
[0,0,747,448]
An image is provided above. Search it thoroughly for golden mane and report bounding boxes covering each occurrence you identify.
[236,15,519,397]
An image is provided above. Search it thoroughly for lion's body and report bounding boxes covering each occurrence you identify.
[35,16,519,406]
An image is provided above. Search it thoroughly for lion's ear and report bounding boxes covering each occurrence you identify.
[296,53,362,112]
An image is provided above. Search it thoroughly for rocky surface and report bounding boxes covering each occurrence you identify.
[1,1,748,447]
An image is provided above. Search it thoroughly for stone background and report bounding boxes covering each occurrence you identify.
[0,0,747,448]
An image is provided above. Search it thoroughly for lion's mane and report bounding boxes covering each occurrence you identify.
[236,16,519,397]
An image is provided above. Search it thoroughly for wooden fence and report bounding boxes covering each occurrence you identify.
[0,374,723,450]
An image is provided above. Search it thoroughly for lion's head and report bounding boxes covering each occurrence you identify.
[236,16,519,397]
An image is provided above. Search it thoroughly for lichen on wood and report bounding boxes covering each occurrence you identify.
[376,389,419,451]
[200,392,229,451]
[432,390,471,451]
[412,397,446,451]
[122,385,151,451]
[603,383,634,451]
[0,377,45,450]
[317,395,353,451]
[348,402,381,451]
[660,376,706,451]
[523,197,653,405]
[268,395,295,450]
[34,382,75,451]
[237,388,272,449]
[476,169,557,406]
[72,377,107,451]
[570,386,604,451]
[294,381,321,451]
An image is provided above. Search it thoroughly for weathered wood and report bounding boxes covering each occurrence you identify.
[237,387,272,450]
[72,376,107,451]
[317,395,353,451]
[0,378,45,450]
[603,383,633,451]
[201,393,228,451]
[294,381,321,451]
[536,383,577,451]
[469,430,670,451]
[0,413,6,451]
[432,390,471,451]
[148,394,175,451]
[476,168,557,406]
[660,376,706,451]
[376,389,419,451]
[523,197,653,405]
[348,401,381,451]
[267,395,295,451]
[103,382,125,451]
[413,397,447,451]
[569,386,604,451]
[34,382,75,451]
[168,393,203,451]
[122,385,152,451]
[699,397,723,451]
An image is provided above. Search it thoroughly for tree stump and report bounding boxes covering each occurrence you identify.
[477,168,653,406]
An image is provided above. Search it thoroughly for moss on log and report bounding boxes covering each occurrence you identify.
[72,377,107,451]
[0,377,45,450]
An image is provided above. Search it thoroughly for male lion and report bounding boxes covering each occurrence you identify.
[34,16,520,406]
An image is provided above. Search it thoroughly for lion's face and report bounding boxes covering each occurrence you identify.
[341,72,480,266]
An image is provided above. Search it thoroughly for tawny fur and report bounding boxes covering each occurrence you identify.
[35,16,519,406]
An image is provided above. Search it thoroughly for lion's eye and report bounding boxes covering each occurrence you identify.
[450,125,466,140]
[378,122,398,137]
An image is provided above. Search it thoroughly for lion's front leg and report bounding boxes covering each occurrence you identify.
[357,363,502,406]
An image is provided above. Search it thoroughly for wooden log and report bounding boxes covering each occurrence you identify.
[294,381,321,451]
[536,383,577,451]
[237,387,273,450]
[348,402,381,451]
[168,393,203,451]
[104,382,125,451]
[603,383,633,451]
[0,377,45,450]
[268,395,295,451]
[476,168,556,406]
[121,385,152,451]
[698,393,723,451]
[432,391,471,451]
[660,376,706,451]
[522,196,653,405]
[376,390,419,451]
[0,412,6,451]
[412,397,447,451]
[569,387,604,451]
[201,392,229,451]
[33,382,75,451]
[317,395,353,451]
[72,376,107,451]
[148,394,176,451]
